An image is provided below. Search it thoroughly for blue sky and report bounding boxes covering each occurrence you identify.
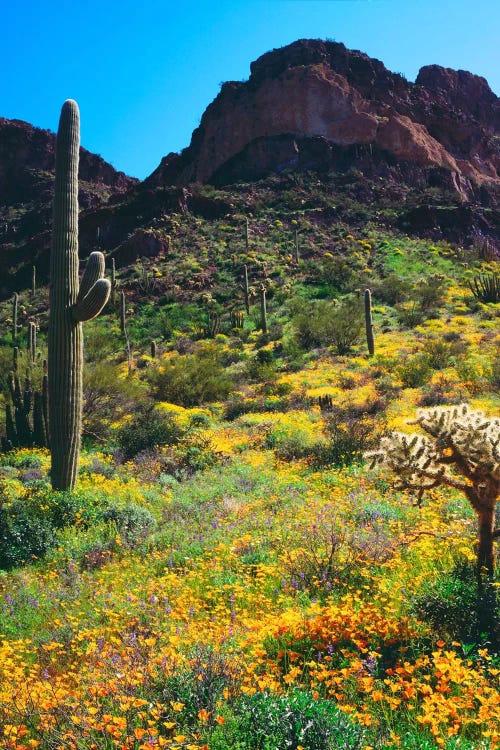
[3,0,499,179]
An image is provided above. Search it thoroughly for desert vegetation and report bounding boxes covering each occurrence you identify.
[0,101,499,749]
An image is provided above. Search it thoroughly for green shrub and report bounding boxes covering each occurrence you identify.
[421,337,466,370]
[246,349,278,383]
[83,361,146,442]
[102,502,157,547]
[397,353,432,388]
[418,375,464,407]
[155,646,240,725]
[225,689,365,750]
[173,432,220,477]
[415,273,447,311]
[318,255,361,293]
[491,349,500,390]
[51,521,121,571]
[0,497,57,569]
[224,397,260,421]
[310,409,385,468]
[395,302,425,328]
[150,345,233,406]
[115,406,185,460]
[410,562,490,643]
[454,357,489,394]
[292,297,363,354]
[0,484,107,570]
[265,425,319,461]
[373,273,411,306]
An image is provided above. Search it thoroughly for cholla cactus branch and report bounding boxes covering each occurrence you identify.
[366,404,500,582]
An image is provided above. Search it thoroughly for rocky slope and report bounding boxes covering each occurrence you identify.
[0,117,135,206]
[0,117,136,295]
[147,39,499,204]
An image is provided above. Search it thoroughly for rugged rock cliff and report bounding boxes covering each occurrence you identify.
[0,117,135,207]
[147,39,499,201]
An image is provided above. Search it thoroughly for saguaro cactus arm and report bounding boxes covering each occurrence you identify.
[72,273,110,322]
[77,251,106,300]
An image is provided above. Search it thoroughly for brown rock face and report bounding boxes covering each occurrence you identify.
[0,117,137,297]
[147,39,499,196]
[375,115,459,171]
[0,117,136,205]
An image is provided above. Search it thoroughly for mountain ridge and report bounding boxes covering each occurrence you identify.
[0,39,499,297]
[147,38,499,202]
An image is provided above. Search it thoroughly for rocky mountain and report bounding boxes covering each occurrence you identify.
[0,39,499,297]
[148,39,499,205]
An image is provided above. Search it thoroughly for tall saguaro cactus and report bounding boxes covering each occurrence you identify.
[48,100,110,490]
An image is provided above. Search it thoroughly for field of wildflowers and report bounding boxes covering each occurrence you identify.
[0,197,499,748]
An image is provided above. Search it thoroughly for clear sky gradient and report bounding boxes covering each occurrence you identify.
[3,0,499,179]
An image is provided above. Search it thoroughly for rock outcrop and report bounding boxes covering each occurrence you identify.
[0,117,136,206]
[0,117,137,296]
[146,39,499,199]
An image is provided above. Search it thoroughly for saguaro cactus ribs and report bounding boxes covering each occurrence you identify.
[48,100,110,490]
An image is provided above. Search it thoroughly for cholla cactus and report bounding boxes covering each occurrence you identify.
[366,404,500,580]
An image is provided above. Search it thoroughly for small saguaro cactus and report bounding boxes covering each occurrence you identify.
[31,265,36,298]
[259,284,268,334]
[3,372,49,449]
[120,290,126,335]
[204,309,222,338]
[48,100,110,490]
[12,292,18,342]
[242,265,250,314]
[111,257,117,306]
[119,290,132,373]
[364,288,375,356]
[318,394,334,412]
[230,310,245,329]
[294,228,300,264]
[28,321,37,363]
[245,217,249,252]
[8,374,32,447]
